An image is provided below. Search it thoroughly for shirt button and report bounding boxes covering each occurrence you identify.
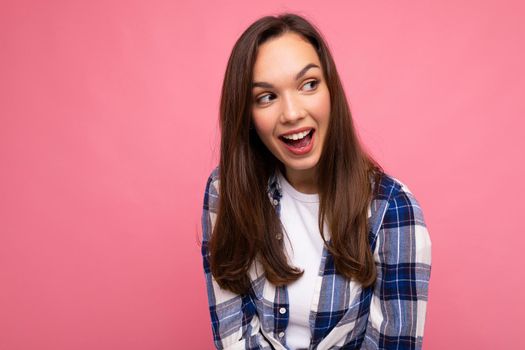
[278,331,285,338]
[279,307,286,314]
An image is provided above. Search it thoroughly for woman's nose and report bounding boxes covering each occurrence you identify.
[280,92,305,122]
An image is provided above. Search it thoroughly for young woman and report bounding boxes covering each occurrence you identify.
[201,13,432,350]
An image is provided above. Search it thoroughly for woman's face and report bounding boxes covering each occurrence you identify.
[251,32,331,182]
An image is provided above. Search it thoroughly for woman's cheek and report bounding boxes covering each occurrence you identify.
[252,113,274,137]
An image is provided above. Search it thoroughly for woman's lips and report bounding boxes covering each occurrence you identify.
[279,129,315,155]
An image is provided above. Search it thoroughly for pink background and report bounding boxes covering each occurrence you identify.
[1,0,524,349]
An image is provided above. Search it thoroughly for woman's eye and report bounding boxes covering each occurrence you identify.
[255,81,318,105]
[256,94,274,105]
[303,79,319,91]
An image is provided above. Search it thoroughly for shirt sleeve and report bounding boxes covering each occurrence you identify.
[201,169,272,349]
[360,183,432,350]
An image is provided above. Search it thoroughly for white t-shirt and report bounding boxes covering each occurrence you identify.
[277,171,327,349]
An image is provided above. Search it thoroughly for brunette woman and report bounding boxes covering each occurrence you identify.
[201,13,432,350]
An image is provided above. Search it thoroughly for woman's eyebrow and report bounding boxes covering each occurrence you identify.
[252,63,320,89]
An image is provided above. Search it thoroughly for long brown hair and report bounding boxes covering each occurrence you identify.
[210,13,384,294]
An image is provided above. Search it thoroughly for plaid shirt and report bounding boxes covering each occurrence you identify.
[201,166,432,349]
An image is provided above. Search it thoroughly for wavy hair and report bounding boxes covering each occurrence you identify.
[210,13,385,294]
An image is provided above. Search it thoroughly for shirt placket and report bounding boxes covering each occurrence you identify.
[267,172,326,349]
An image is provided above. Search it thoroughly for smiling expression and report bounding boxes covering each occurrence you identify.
[251,32,331,184]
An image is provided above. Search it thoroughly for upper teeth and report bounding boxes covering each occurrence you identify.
[282,130,311,140]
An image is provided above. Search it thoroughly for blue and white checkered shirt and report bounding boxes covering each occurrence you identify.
[201,166,432,349]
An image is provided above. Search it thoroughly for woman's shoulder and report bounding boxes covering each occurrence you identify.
[207,165,220,182]
[204,165,221,212]
[205,165,221,187]
[374,172,431,267]
[373,171,417,202]
[377,172,428,231]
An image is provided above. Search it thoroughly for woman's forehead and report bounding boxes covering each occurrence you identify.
[252,34,321,82]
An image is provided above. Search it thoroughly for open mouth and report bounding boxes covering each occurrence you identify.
[278,128,315,149]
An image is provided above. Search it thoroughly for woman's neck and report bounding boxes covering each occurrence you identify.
[283,166,319,194]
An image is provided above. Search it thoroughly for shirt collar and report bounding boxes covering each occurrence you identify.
[265,167,396,250]
[267,169,282,203]
[266,168,392,205]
